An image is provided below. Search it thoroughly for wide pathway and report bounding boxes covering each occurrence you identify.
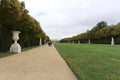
[0,45,78,80]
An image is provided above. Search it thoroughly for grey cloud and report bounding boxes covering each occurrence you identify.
[19,0,120,40]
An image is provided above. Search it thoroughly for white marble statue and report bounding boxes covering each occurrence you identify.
[111,37,114,45]
[10,31,21,53]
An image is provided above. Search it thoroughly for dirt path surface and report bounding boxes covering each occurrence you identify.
[0,45,78,80]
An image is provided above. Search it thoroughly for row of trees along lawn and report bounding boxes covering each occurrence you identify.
[0,0,50,51]
[60,21,120,44]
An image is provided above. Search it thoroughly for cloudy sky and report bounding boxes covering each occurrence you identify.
[19,0,120,40]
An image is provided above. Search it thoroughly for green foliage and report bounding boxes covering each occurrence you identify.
[60,21,120,44]
[0,0,50,51]
[0,0,21,30]
[54,43,120,80]
[96,26,114,38]
[0,52,15,58]
[112,23,120,37]
[91,21,107,32]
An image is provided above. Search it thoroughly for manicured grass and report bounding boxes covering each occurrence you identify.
[0,46,38,58]
[0,52,15,58]
[54,43,120,80]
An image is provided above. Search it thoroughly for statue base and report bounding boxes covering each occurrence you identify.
[10,43,21,53]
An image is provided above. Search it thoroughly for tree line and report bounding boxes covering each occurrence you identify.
[0,0,50,51]
[60,21,120,44]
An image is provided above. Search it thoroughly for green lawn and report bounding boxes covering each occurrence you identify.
[0,46,38,58]
[0,52,15,58]
[54,43,120,80]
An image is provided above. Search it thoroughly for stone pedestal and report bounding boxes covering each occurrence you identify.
[88,39,91,44]
[10,31,21,53]
[111,37,114,45]
[39,38,42,46]
[78,41,80,44]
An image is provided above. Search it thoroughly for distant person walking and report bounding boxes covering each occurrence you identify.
[48,41,52,47]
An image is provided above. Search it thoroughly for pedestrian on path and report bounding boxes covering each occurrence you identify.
[48,41,52,47]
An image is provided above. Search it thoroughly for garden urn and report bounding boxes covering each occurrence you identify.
[10,31,21,53]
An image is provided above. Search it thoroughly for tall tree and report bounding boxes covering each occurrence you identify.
[0,0,21,51]
[0,0,21,30]
[91,21,107,31]
[0,0,49,51]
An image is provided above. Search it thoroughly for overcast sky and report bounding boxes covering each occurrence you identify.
[19,0,120,40]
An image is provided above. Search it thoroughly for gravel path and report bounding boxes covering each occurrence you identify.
[0,45,78,80]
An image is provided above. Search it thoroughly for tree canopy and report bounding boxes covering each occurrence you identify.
[60,21,120,44]
[0,0,50,51]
